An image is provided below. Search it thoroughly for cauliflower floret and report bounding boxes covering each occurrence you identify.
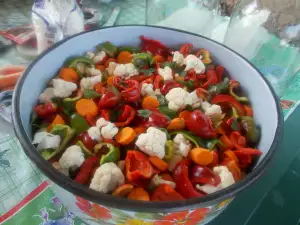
[87,127,102,142]
[59,145,85,171]
[85,67,102,77]
[196,166,235,194]
[184,54,206,74]
[201,101,223,119]
[114,63,138,79]
[93,51,106,64]
[86,52,95,59]
[76,62,86,74]
[173,134,192,157]
[39,88,55,103]
[158,66,173,81]
[168,154,183,171]
[96,118,109,128]
[141,83,156,97]
[89,162,125,193]
[52,79,77,98]
[135,127,167,159]
[101,122,118,139]
[189,91,203,108]
[52,162,69,176]
[107,62,117,76]
[80,75,102,90]
[172,51,185,66]
[151,174,176,189]
[165,88,192,111]
[32,131,61,151]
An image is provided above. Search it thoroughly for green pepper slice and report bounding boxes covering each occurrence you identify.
[164,140,174,160]
[229,81,249,103]
[70,113,89,135]
[77,141,93,157]
[118,46,140,53]
[240,116,260,145]
[132,53,154,69]
[94,143,120,165]
[97,42,118,57]
[169,130,206,148]
[158,107,178,120]
[65,56,94,68]
[62,93,83,114]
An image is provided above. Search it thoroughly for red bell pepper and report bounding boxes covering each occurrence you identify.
[140,36,169,58]
[160,81,182,95]
[148,109,169,128]
[219,134,234,150]
[173,159,204,198]
[114,105,136,127]
[34,103,57,118]
[233,151,252,168]
[230,131,246,149]
[78,131,98,152]
[99,110,110,121]
[221,158,242,182]
[179,44,193,56]
[215,66,225,82]
[85,115,97,126]
[211,95,246,116]
[202,70,219,89]
[151,184,184,201]
[98,88,121,109]
[113,77,141,102]
[190,165,221,186]
[233,148,262,156]
[153,75,164,90]
[186,110,216,139]
[195,88,209,100]
[208,150,219,168]
[126,151,156,188]
[75,157,99,184]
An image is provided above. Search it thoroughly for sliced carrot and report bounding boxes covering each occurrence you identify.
[151,184,184,201]
[0,73,22,91]
[141,96,160,110]
[95,65,106,72]
[179,110,191,122]
[224,150,239,164]
[115,127,137,145]
[160,173,174,182]
[190,148,213,166]
[106,76,114,86]
[0,66,25,75]
[244,105,254,117]
[117,51,133,64]
[59,68,79,83]
[133,126,147,135]
[47,114,65,132]
[153,55,165,63]
[112,184,134,197]
[128,188,150,201]
[149,156,169,172]
[75,99,98,117]
[104,58,117,68]
[167,118,185,131]
[93,83,106,94]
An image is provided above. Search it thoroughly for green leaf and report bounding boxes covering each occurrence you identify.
[185,80,194,89]
[132,53,153,69]
[83,90,101,99]
[169,130,206,148]
[138,109,152,118]
[158,107,177,120]
[96,42,118,57]
[206,139,220,150]
[208,77,229,96]
[0,159,10,167]
[231,118,240,131]
[138,68,156,76]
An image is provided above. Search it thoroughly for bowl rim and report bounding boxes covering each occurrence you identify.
[12,25,283,213]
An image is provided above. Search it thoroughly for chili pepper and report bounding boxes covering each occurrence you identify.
[114,105,136,127]
[240,116,261,145]
[132,52,154,69]
[202,70,219,89]
[75,157,99,184]
[190,165,221,186]
[164,140,174,160]
[186,110,216,139]
[169,130,206,148]
[113,77,141,102]
[99,143,120,165]
[160,81,182,95]
[126,151,156,188]
[98,87,121,109]
[179,44,193,56]
[211,95,246,116]
[70,113,89,135]
[227,117,241,131]
[196,49,212,64]
[173,159,204,198]
[96,42,118,57]
[230,131,246,149]
[140,36,169,58]
[66,56,94,68]
[229,81,249,103]
[215,66,225,82]
[34,103,57,118]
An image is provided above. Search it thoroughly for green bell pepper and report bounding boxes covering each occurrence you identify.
[62,93,83,114]
[169,130,206,148]
[65,56,94,68]
[164,140,174,160]
[94,143,120,165]
[118,46,140,53]
[70,113,89,135]
[77,141,93,157]
[97,42,118,57]
[229,81,249,103]
[158,107,178,120]
[132,53,154,69]
[240,116,261,145]
[206,139,220,150]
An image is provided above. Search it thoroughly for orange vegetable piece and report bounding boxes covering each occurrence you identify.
[151,184,184,201]
[115,127,137,145]
[75,99,98,117]
[153,55,165,63]
[244,105,254,117]
[167,56,173,62]
[106,76,114,86]
[224,150,239,164]
[95,65,106,72]
[167,118,185,131]
[190,148,214,166]
[148,156,169,172]
[128,188,150,201]
[104,58,117,68]
[179,110,191,122]
[160,173,174,182]
[141,96,160,110]
[117,51,133,64]
[47,114,65,132]
[219,134,234,150]
[222,159,242,181]
[112,184,134,197]
[175,76,185,83]
[93,83,106,94]
[59,68,79,83]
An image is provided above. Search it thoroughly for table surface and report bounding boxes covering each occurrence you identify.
[0,0,300,224]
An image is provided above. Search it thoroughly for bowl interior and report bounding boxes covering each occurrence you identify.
[13,26,282,211]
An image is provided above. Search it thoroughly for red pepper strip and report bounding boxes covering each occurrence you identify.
[234,148,263,156]
[216,66,225,82]
[140,36,169,58]
[190,165,221,186]
[113,77,141,102]
[151,184,185,201]
[219,134,234,150]
[179,44,193,55]
[75,157,99,184]
[86,115,97,126]
[99,110,110,121]
[211,95,246,116]
[114,105,136,127]
[233,151,252,168]
[126,151,156,188]
[34,103,57,118]
[227,117,241,131]
[148,109,169,128]
[98,89,121,109]
[221,158,242,182]
[184,69,197,81]
[230,131,247,149]
[160,81,183,95]
[195,88,209,100]
[173,159,204,198]
[153,75,164,90]
[202,70,219,89]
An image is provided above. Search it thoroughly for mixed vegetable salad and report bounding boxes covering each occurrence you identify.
[31,36,262,201]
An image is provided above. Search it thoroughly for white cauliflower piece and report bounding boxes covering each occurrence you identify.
[59,145,85,171]
[165,88,192,111]
[135,127,167,159]
[114,63,138,79]
[85,67,102,77]
[89,162,125,193]
[93,51,106,64]
[86,52,95,59]
[87,127,102,142]
[52,79,77,98]
[189,91,203,108]
[151,174,176,189]
[39,88,55,103]
[101,122,118,139]
[107,62,117,76]
[80,75,102,90]
[76,62,86,74]
[201,101,223,119]
[32,131,61,151]
[168,154,183,171]
[172,51,185,66]
[96,118,109,128]
[52,162,69,176]
[173,134,192,157]
[196,166,235,194]
[184,54,206,74]
[158,66,173,81]
[141,83,156,97]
